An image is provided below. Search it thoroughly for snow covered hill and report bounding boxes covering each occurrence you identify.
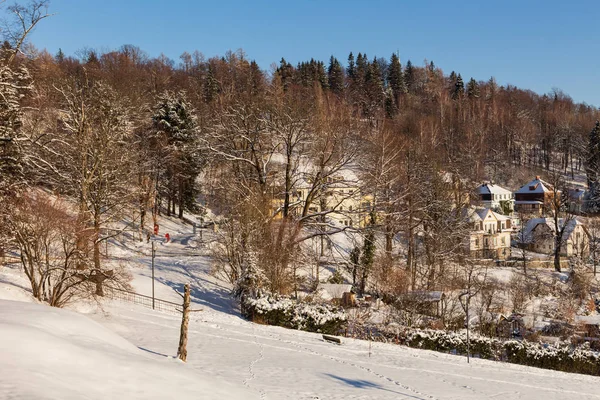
[0,300,255,400]
[3,217,600,399]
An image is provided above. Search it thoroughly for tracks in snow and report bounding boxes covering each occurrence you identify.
[242,323,267,400]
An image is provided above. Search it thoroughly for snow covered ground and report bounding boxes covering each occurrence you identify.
[2,216,600,399]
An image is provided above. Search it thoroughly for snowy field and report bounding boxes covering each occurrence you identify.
[2,217,600,399]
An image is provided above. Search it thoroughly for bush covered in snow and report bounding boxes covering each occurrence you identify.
[404,328,600,375]
[242,294,347,335]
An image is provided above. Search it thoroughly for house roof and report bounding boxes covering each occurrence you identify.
[316,284,353,300]
[478,183,513,196]
[516,176,554,194]
[475,208,511,221]
[467,207,510,223]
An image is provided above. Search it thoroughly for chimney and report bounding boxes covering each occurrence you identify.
[535,176,540,180]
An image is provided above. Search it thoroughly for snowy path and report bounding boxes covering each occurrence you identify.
[85,221,600,400]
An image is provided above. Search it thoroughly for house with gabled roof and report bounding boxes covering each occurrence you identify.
[477,183,514,214]
[514,176,557,215]
[466,208,512,260]
[521,217,589,257]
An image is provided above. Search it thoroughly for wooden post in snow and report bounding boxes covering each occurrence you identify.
[177,284,191,362]
[174,283,202,362]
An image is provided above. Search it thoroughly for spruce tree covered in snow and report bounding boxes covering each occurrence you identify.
[152,91,202,218]
[586,121,600,212]
[0,60,31,198]
[0,57,32,256]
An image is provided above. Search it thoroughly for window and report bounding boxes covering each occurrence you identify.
[475,239,479,246]
[501,237,505,245]
[349,205,353,211]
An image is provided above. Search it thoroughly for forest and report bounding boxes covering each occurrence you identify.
[1,0,599,308]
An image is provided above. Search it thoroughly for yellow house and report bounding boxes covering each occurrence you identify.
[270,171,373,228]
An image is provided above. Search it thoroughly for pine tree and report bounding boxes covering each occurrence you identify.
[466,77,480,98]
[364,58,384,115]
[328,56,344,95]
[404,60,415,93]
[359,212,376,295]
[55,48,65,62]
[277,58,294,91]
[356,53,368,82]
[0,61,32,200]
[387,53,405,100]
[453,73,465,99]
[203,63,220,103]
[347,52,355,81]
[152,91,202,218]
[316,60,328,90]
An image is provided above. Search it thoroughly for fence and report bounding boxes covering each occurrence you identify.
[108,287,181,314]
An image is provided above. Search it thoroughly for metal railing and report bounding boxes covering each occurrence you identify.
[108,287,181,314]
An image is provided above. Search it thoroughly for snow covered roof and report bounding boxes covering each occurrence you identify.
[516,176,553,194]
[478,183,512,196]
[316,284,353,300]
[466,207,510,223]
[475,208,510,221]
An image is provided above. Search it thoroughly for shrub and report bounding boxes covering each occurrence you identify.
[243,294,347,335]
[404,328,600,375]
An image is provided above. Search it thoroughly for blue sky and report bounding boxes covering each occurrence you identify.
[25,0,600,106]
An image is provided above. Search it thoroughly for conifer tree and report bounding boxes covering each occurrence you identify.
[359,212,376,295]
[203,63,219,103]
[152,91,202,218]
[316,60,328,90]
[347,52,355,81]
[466,77,480,98]
[387,53,405,100]
[55,48,65,62]
[453,73,465,99]
[277,58,294,91]
[404,60,415,93]
[356,53,367,82]
[327,56,344,95]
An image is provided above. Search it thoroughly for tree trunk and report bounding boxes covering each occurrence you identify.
[94,209,103,296]
[177,283,191,362]
[178,177,184,219]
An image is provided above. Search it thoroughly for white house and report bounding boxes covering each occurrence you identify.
[521,217,589,257]
[467,208,512,260]
[477,183,514,214]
